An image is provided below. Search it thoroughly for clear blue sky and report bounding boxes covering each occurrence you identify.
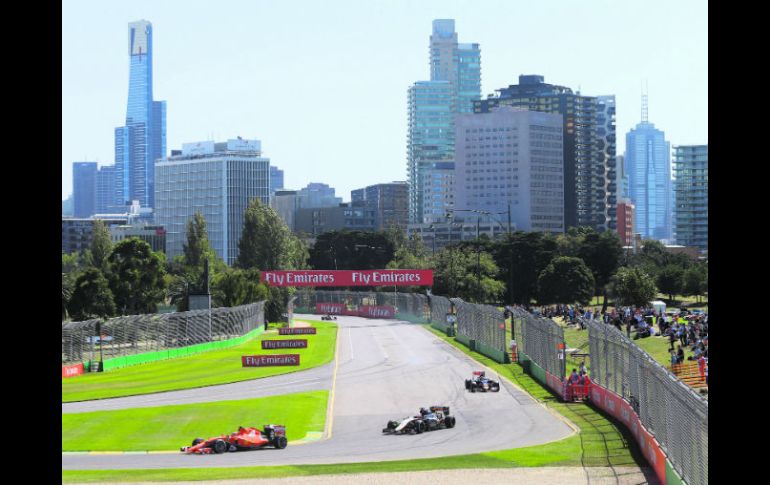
[62,0,708,200]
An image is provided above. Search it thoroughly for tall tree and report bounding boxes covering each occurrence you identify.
[682,264,707,303]
[107,238,167,315]
[309,231,395,270]
[237,198,292,270]
[656,264,684,302]
[609,267,657,308]
[62,273,74,321]
[212,268,268,308]
[497,231,558,305]
[183,212,214,269]
[578,229,623,311]
[387,233,432,270]
[432,246,504,303]
[90,219,113,271]
[536,256,595,305]
[68,268,116,321]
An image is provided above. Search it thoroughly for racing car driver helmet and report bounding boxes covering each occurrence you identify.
[420,407,430,416]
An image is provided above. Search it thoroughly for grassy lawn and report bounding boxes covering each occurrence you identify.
[63,322,651,483]
[62,391,328,451]
[62,320,337,402]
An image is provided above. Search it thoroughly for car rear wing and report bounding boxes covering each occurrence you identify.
[264,425,286,437]
[472,371,486,377]
[430,406,450,414]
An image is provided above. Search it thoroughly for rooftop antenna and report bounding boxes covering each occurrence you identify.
[641,80,649,123]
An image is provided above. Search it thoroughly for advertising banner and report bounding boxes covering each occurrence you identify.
[62,363,84,378]
[242,354,300,367]
[316,303,346,314]
[261,339,308,349]
[359,305,395,318]
[261,269,433,287]
[279,327,317,335]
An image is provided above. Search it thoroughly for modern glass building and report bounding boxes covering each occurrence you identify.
[154,138,270,266]
[408,20,481,224]
[73,162,97,218]
[297,183,342,208]
[115,20,167,210]
[673,145,708,251]
[352,182,409,230]
[474,75,613,232]
[407,81,454,223]
[270,166,285,195]
[625,108,672,241]
[454,107,564,233]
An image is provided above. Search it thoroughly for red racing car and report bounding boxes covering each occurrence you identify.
[181,425,287,454]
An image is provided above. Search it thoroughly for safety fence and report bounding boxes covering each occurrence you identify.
[62,301,266,369]
[585,316,708,485]
[510,307,566,394]
[451,298,508,363]
[426,292,452,334]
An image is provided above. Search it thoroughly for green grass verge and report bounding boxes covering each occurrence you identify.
[62,320,337,402]
[63,323,650,483]
[62,391,327,451]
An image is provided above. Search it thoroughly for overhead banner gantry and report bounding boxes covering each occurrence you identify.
[260,269,433,287]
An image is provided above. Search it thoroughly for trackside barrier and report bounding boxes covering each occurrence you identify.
[100,325,267,371]
[296,289,430,323]
[451,298,508,364]
[586,317,707,485]
[590,382,667,484]
[62,301,266,368]
[62,363,84,378]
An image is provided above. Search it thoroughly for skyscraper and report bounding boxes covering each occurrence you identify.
[270,166,285,195]
[673,145,708,251]
[408,20,480,224]
[474,75,614,232]
[115,20,166,210]
[625,95,672,241]
[351,182,409,230]
[95,165,124,214]
[73,162,97,218]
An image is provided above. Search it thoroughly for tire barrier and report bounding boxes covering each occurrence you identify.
[586,317,707,485]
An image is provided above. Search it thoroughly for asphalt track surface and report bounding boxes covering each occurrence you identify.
[62,314,573,470]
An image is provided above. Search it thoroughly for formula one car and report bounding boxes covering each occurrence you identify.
[465,371,501,392]
[382,406,456,434]
[181,425,287,454]
[321,314,337,320]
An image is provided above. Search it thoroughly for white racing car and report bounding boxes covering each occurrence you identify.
[382,406,456,434]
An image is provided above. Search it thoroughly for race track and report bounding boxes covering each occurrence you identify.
[62,314,573,470]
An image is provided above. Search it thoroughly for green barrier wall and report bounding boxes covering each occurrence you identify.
[100,326,266,372]
[665,459,687,485]
[431,321,449,334]
[517,352,547,387]
[455,333,475,351]
[475,341,510,364]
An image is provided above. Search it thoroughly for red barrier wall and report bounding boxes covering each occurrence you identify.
[590,384,667,484]
[315,303,396,319]
[62,363,84,378]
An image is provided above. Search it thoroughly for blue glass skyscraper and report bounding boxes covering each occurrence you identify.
[625,96,671,241]
[115,20,166,209]
[73,162,97,218]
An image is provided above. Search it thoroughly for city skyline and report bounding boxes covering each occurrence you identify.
[62,0,708,202]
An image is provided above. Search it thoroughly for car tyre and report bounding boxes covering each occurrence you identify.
[470,385,476,393]
[445,416,456,428]
[213,439,228,454]
[493,385,501,392]
[192,438,204,446]
[415,421,425,434]
[465,379,471,390]
[274,436,288,449]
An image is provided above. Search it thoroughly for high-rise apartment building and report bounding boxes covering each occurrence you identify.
[455,107,564,233]
[115,20,167,209]
[271,189,301,233]
[616,200,635,247]
[73,162,97,218]
[474,75,615,232]
[408,20,481,224]
[673,145,708,251]
[154,138,269,266]
[625,96,671,241]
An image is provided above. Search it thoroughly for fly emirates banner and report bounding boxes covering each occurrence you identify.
[260,269,433,287]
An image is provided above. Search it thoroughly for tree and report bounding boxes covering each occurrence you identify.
[682,264,707,303]
[656,265,684,302]
[387,233,432,270]
[212,268,268,308]
[536,256,595,305]
[67,268,116,321]
[90,219,113,271]
[495,231,558,304]
[107,238,167,315]
[183,212,214,269]
[309,231,395,271]
[609,267,657,308]
[577,229,623,311]
[432,246,505,303]
[237,198,293,270]
[62,273,74,320]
